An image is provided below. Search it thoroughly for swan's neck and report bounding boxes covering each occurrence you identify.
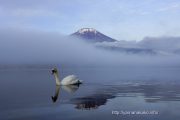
[54,73,61,85]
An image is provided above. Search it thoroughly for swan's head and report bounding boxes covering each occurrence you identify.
[51,68,61,86]
[51,68,58,74]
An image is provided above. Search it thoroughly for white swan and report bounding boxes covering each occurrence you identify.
[51,68,82,85]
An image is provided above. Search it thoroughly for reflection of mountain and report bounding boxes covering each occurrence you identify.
[70,84,180,110]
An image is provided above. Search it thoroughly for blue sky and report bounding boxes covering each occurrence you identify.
[0,0,180,40]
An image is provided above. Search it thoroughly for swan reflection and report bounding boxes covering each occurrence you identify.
[51,85,80,103]
[62,85,80,93]
[51,85,60,103]
[51,83,180,110]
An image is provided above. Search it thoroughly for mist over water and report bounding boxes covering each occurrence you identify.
[1,28,180,120]
[0,28,180,67]
[1,0,180,119]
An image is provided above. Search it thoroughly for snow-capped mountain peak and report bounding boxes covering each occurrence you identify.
[78,28,97,34]
[71,28,116,42]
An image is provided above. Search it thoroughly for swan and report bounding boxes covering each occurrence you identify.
[51,68,82,85]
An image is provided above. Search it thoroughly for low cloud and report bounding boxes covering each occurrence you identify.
[0,28,180,67]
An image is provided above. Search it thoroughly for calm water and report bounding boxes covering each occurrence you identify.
[0,67,180,120]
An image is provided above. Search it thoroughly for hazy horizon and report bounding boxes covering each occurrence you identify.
[1,0,180,41]
[0,0,180,66]
[0,28,180,67]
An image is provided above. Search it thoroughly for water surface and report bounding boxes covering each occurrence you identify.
[0,67,180,120]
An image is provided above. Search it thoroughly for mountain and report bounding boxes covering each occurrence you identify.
[71,28,157,54]
[71,28,180,55]
[71,28,117,42]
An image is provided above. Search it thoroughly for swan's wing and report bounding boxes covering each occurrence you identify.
[62,75,78,81]
[61,75,80,85]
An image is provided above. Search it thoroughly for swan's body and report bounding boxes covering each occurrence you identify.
[52,68,82,86]
[61,75,82,85]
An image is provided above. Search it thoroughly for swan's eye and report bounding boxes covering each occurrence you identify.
[52,70,56,74]
[52,68,58,74]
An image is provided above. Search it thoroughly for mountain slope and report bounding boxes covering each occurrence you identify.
[71,28,117,42]
[70,28,180,55]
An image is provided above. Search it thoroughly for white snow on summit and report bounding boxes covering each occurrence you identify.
[78,28,97,34]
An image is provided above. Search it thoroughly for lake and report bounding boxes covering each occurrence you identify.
[0,66,180,120]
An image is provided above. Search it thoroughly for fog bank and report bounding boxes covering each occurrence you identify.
[0,28,180,67]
